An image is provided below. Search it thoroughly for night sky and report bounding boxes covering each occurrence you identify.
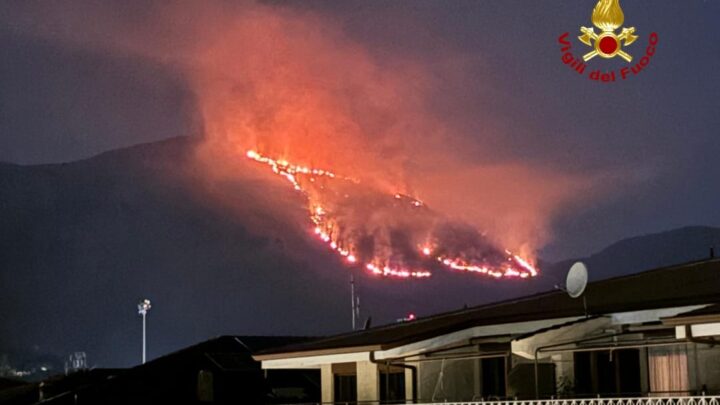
[1,1,719,366]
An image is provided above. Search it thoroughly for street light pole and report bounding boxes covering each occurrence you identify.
[142,311,146,363]
[137,299,151,364]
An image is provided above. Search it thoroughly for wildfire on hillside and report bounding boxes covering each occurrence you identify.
[246,150,539,280]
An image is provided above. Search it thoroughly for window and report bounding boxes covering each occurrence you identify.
[380,371,406,403]
[574,349,641,396]
[648,346,689,395]
[481,357,506,398]
[334,374,357,403]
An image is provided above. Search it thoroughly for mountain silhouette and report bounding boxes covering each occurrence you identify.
[1,136,718,368]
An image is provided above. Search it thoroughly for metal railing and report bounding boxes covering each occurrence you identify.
[416,395,720,405]
[279,396,720,405]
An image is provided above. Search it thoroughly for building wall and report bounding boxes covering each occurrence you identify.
[320,364,333,403]
[356,361,379,402]
[639,347,649,393]
[548,342,720,396]
[553,353,574,396]
[690,343,720,393]
[405,364,416,401]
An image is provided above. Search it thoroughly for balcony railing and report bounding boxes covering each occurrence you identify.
[416,396,720,405]
[280,396,720,405]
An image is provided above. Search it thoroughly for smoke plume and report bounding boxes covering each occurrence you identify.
[2,1,599,276]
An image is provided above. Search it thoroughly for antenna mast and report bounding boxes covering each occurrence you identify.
[350,275,360,330]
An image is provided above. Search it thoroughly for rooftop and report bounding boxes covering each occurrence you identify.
[256,258,720,359]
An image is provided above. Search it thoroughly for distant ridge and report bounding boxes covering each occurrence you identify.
[542,226,720,285]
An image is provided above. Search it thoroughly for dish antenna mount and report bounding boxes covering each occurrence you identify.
[555,262,590,317]
[566,262,589,298]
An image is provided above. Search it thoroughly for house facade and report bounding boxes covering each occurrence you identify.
[255,259,720,404]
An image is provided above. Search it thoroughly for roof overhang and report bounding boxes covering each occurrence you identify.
[512,305,710,360]
[254,344,384,362]
[662,304,720,339]
[256,316,582,369]
[662,307,720,326]
[610,305,707,325]
[512,316,612,360]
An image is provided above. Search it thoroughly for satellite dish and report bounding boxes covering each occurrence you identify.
[566,262,588,299]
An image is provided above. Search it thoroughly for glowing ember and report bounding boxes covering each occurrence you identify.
[246,150,539,280]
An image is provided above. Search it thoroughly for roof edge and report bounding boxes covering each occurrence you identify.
[254,344,385,361]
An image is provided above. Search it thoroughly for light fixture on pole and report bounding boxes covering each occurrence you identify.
[137,299,151,364]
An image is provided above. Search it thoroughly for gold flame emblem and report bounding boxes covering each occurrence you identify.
[578,0,638,62]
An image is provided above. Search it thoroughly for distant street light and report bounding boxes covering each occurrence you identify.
[137,299,151,364]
